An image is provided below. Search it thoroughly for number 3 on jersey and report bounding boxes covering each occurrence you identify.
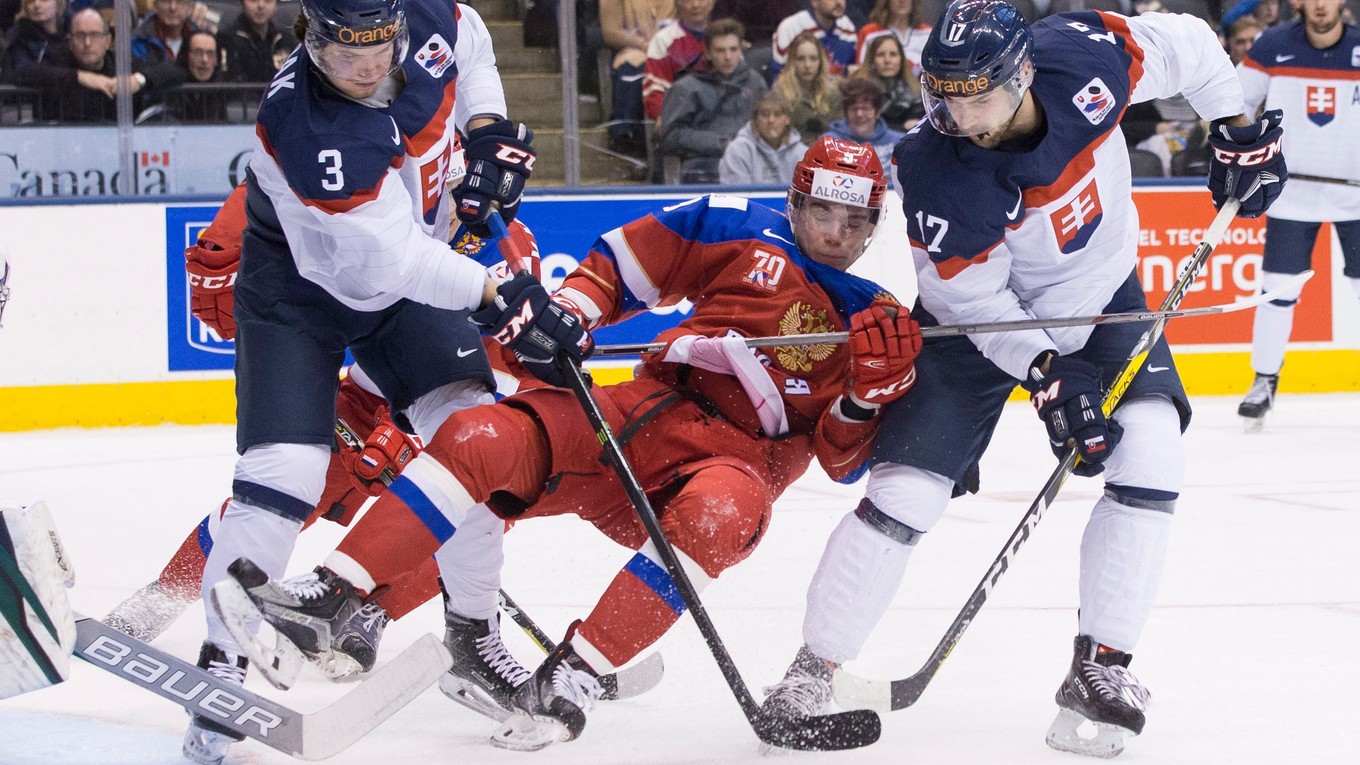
[318,149,344,191]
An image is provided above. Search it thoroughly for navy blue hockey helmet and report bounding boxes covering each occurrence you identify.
[919,0,1034,138]
[301,0,410,84]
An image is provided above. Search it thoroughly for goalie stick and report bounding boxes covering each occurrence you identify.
[592,272,1313,357]
[333,418,665,703]
[833,199,1248,713]
[73,615,449,761]
[486,213,880,751]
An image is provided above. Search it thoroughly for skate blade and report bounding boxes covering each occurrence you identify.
[438,673,514,722]
[489,711,572,751]
[182,722,236,765]
[315,648,364,681]
[209,579,305,690]
[1045,708,1135,759]
[1242,414,1266,433]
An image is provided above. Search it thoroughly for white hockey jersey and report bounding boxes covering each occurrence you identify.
[1239,20,1360,222]
[249,2,506,312]
[893,11,1244,380]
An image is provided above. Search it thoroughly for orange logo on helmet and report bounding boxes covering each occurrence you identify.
[337,21,400,45]
[923,72,990,96]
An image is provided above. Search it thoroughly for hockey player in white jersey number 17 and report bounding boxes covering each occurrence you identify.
[183,1,591,764]
[1234,0,1360,430]
[762,0,1286,758]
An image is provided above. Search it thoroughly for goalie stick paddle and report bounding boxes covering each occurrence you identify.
[593,270,1313,357]
[834,198,1246,713]
[332,417,665,702]
[73,615,449,761]
[487,213,879,750]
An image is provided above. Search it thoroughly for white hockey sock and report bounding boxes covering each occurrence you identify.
[1249,302,1293,376]
[202,499,303,652]
[1077,495,1173,652]
[434,503,505,621]
[404,379,495,442]
[1350,276,1360,303]
[803,511,915,665]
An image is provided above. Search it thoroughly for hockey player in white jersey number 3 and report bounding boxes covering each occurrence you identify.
[761,0,1287,758]
[181,1,590,764]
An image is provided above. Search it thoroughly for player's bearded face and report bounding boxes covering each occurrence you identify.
[789,195,877,271]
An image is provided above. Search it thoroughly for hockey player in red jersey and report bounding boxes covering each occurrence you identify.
[219,136,924,749]
[104,182,547,679]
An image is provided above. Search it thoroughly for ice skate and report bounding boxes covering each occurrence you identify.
[758,645,836,754]
[182,642,248,765]
[1237,372,1278,433]
[491,642,602,751]
[320,601,390,680]
[104,579,197,643]
[438,611,532,721]
[1045,635,1150,758]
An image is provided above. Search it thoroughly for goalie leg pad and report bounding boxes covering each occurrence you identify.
[0,501,76,700]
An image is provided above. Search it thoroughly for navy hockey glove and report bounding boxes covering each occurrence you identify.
[469,272,593,388]
[1026,355,1123,477]
[1207,109,1286,219]
[455,119,536,238]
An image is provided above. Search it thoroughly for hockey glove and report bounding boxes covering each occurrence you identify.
[337,417,419,494]
[455,119,536,238]
[1207,109,1287,219]
[846,300,922,410]
[469,272,593,388]
[185,240,239,340]
[1027,355,1123,477]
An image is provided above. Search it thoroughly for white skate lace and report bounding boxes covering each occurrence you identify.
[279,571,329,602]
[1243,375,1275,406]
[354,603,388,633]
[551,663,603,712]
[1083,662,1151,711]
[206,654,246,686]
[476,631,533,686]
[762,673,832,716]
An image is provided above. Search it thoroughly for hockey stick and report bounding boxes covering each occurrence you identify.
[833,198,1245,713]
[592,277,1311,357]
[74,615,448,761]
[1291,172,1360,188]
[484,213,879,750]
[333,418,665,701]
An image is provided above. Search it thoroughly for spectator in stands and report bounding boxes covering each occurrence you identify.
[172,28,225,121]
[659,17,766,183]
[131,0,198,65]
[771,0,859,80]
[771,31,843,137]
[601,0,674,157]
[8,7,183,121]
[2,0,69,73]
[217,0,294,82]
[719,92,807,184]
[1,0,22,35]
[1226,15,1264,65]
[851,32,922,129]
[854,0,930,75]
[643,0,714,123]
[823,77,904,176]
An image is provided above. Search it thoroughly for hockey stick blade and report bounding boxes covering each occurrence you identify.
[73,616,450,761]
[603,650,665,700]
[754,709,883,751]
[593,270,1312,357]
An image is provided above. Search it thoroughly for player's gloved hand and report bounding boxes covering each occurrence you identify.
[455,119,536,238]
[337,417,419,494]
[469,272,593,388]
[184,240,239,340]
[1208,109,1287,219]
[1026,354,1123,476]
[846,300,922,410]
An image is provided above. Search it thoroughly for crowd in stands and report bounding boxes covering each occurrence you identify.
[0,0,295,123]
[4,0,1358,182]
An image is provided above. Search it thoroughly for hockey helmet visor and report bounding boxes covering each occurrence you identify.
[920,0,1033,137]
[302,0,409,84]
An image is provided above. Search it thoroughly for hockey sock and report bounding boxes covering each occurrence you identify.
[372,557,442,621]
[433,504,506,621]
[1249,270,1305,375]
[1349,276,1360,302]
[1077,494,1173,651]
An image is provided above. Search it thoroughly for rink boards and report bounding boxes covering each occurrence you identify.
[0,186,1356,431]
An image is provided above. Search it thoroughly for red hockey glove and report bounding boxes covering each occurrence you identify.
[337,417,419,494]
[846,300,922,409]
[185,242,239,340]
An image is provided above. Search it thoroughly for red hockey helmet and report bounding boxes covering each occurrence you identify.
[790,136,887,212]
